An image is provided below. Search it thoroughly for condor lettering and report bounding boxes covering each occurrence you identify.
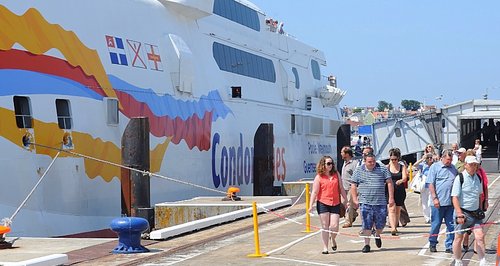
[211,133,253,188]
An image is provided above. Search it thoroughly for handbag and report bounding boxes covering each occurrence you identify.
[471,209,485,220]
[409,171,423,194]
[462,208,485,220]
[337,174,346,218]
[339,202,346,218]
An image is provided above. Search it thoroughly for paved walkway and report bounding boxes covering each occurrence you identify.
[2,174,499,266]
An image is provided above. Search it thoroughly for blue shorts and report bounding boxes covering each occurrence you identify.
[454,210,483,235]
[360,204,387,230]
[316,201,341,215]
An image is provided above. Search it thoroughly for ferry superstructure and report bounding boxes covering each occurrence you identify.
[0,0,346,237]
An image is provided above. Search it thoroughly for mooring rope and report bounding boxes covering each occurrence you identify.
[28,142,227,195]
[3,151,61,226]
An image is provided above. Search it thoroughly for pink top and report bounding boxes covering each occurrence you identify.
[477,166,488,203]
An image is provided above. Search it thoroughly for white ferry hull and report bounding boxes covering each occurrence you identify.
[0,0,345,236]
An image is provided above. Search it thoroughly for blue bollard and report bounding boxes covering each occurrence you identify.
[110,217,150,254]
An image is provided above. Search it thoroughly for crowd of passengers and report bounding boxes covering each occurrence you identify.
[308,139,488,266]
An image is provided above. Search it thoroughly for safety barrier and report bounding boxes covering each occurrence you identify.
[247,201,267,258]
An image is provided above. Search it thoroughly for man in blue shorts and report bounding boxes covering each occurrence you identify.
[351,153,395,253]
[451,156,486,266]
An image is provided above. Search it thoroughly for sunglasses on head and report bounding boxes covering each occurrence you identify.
[325,162,333,166]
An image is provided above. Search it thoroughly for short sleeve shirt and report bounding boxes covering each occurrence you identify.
[351,164,391,205]
[341,159,357,190]
[426,161,457,206]
[451,170,483,211]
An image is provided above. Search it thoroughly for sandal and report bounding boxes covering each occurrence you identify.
[332,239,337,251]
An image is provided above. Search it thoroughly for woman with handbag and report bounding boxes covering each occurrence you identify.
[309,156,348,254]
[413,153,435,223]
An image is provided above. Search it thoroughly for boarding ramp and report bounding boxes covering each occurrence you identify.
[372,115,435,160]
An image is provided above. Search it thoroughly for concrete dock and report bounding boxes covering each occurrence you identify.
[1,174,499,266]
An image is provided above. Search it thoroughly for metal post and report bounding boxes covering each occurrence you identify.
[247,201,267,258]
[303,183,312,233]
[121,117,154,230]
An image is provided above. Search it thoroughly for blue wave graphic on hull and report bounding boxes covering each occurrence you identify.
[108,75,232,121]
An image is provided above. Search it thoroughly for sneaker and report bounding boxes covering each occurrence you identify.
[429,245,437,252]
[375,236,382,248]
[479,258,487,266]
[445,248,453,254]
[362,245,371,253]
[454,259,463,266]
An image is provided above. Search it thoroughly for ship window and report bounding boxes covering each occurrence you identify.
[56,99,72,129]
[13,96,33,128]
[107,98,119,125]
[213,0,260,31]
[213,42,276,82]
[395,127,402,137]
[311,59,321,80]
[292,67,300,89]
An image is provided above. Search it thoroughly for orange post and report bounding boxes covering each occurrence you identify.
[303,183,312,233]
[496,232,500,266]
[247,201,267,258]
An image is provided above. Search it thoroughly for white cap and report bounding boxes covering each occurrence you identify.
[458,148,466,153]
[465,156,479,164]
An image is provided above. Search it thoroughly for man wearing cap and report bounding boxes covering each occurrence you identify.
[454,148,467,172]
[426,149,457,253]
[451,156,486,266]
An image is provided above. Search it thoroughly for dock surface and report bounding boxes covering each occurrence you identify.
[2,174,499,266]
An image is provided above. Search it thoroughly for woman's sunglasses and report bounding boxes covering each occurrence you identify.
[325,162,333,166]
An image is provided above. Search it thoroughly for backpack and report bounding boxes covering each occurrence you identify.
[458,172,481,186]
[458,172,486,211]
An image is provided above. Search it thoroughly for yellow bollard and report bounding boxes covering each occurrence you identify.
[303,183,312,233]
[247,201,267,258]
[408,163,413,192]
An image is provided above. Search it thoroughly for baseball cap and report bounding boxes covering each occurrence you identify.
[458,148,466,153]
[465,156,479,164]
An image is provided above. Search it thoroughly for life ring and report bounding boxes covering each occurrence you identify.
[0,225,11,234]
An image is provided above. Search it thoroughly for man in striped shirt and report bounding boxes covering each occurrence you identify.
[352,153,395,253]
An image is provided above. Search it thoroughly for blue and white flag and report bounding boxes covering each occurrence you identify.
[106,35,128,66]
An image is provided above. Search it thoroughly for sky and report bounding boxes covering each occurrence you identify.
[251,0,500,108]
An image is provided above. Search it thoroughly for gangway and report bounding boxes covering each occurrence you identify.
[371,99,500,172]
[372,114,437,160]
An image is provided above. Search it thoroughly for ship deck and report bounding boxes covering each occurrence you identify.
[2,173,499,266]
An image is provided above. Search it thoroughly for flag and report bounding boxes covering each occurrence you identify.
[145,43,163,71]
[127,39,147,69]
[106,35,128,66]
